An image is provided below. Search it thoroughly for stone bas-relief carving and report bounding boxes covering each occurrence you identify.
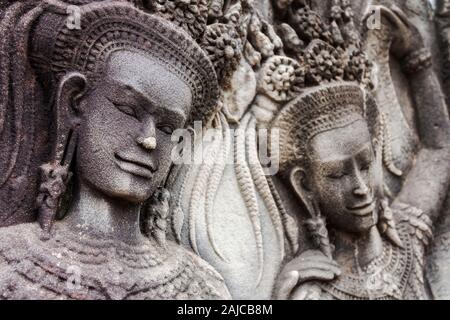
[268,1,450,300]
[0,0,230,299]
[1,0,450,300]
[273,82,449,300]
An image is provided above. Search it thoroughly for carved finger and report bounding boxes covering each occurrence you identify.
[291,283,322,300]
[297,269,336,283]
[292,256,341,270]
[285,254,340,268]
[296,250,337,264]
[295,262,342,276]
[276,270,300,300]
[377,5,410,35]
[389,4,414,30]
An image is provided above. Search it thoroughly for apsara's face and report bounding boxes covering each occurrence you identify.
[76,50,192,203]
[306,118,381,233]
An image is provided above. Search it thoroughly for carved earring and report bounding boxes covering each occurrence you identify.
[36,73,86,238]
[36,162,71,237]
[377,198,404,248]
[144,188,171,247]
[304,198,334,259]
[290,167,333,258]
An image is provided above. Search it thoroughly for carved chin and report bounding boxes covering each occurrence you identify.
[350,210,379,232]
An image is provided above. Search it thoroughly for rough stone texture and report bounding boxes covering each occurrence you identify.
[1,0,450,300]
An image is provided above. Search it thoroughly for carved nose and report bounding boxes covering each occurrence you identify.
[353,183,369,196]
[138,117,157,150]
[137,136,157,150]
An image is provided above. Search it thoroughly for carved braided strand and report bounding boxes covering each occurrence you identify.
[188,114,222,254]
[234,113,264,285]
[171,167,189,244]
[266,177,299,255]
[205,112,231,261]
[246,116,285,260]
[0,1,28,136]
[0,4,42,188]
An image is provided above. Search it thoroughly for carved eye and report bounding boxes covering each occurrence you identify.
[114,104,138,119]
[157,124,174,135]
[360,163,370,172]
[327,172,345,180]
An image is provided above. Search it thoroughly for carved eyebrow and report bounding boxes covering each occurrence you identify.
[316,143,372,168]
[320,158,350,173]
[120,82,158,110]
[112,80,186,122]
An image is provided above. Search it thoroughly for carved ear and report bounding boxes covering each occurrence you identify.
[52,72,88,165]
[55,72,88,115]
[289,166,314,215]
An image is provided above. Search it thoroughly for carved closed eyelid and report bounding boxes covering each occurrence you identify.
[157,124,175,134]
[114,103,139,119]
[356,146,373,159]
[357,155,372,171]
[360,161,371,170]
[105,96,140,117]
[328,172,345,179]
[324,166,347,179]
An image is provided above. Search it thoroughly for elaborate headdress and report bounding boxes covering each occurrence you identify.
[270,0,379,172]
[0,0,224,228]
[272,82,381,173]
[30,0,219,123]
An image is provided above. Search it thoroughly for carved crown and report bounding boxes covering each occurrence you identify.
[29,0,219,123]
[278,0,374,89]
[268,0,381,172]
[271,82,381,172]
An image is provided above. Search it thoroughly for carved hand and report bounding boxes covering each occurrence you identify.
[377,5,425,59]
[274,250,341,300]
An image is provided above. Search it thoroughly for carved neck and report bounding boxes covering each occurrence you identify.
[331,226,383,270]
[61,179,147,246]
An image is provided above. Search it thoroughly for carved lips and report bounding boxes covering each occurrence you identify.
[347,199,376,216]
[114,151,156,179]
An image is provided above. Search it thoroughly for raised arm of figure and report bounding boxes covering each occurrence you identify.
[379,5,450,222]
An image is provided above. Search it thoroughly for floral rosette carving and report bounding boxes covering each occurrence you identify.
[288,4,333,44]
[208,0,224,19]
[330,0,354,22]
[305,40,345,85]
[345,49,374,89]
[202,23,243,88]
[257,56,304,102]
[144,0,208,39]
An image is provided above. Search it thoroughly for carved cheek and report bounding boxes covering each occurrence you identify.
[324,177,351,210]
[81,106,126,162]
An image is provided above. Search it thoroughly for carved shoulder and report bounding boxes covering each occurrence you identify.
[0,224,32,260]
[395,202,433,249]
[177,246,232,300]
[0,223,38,299]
